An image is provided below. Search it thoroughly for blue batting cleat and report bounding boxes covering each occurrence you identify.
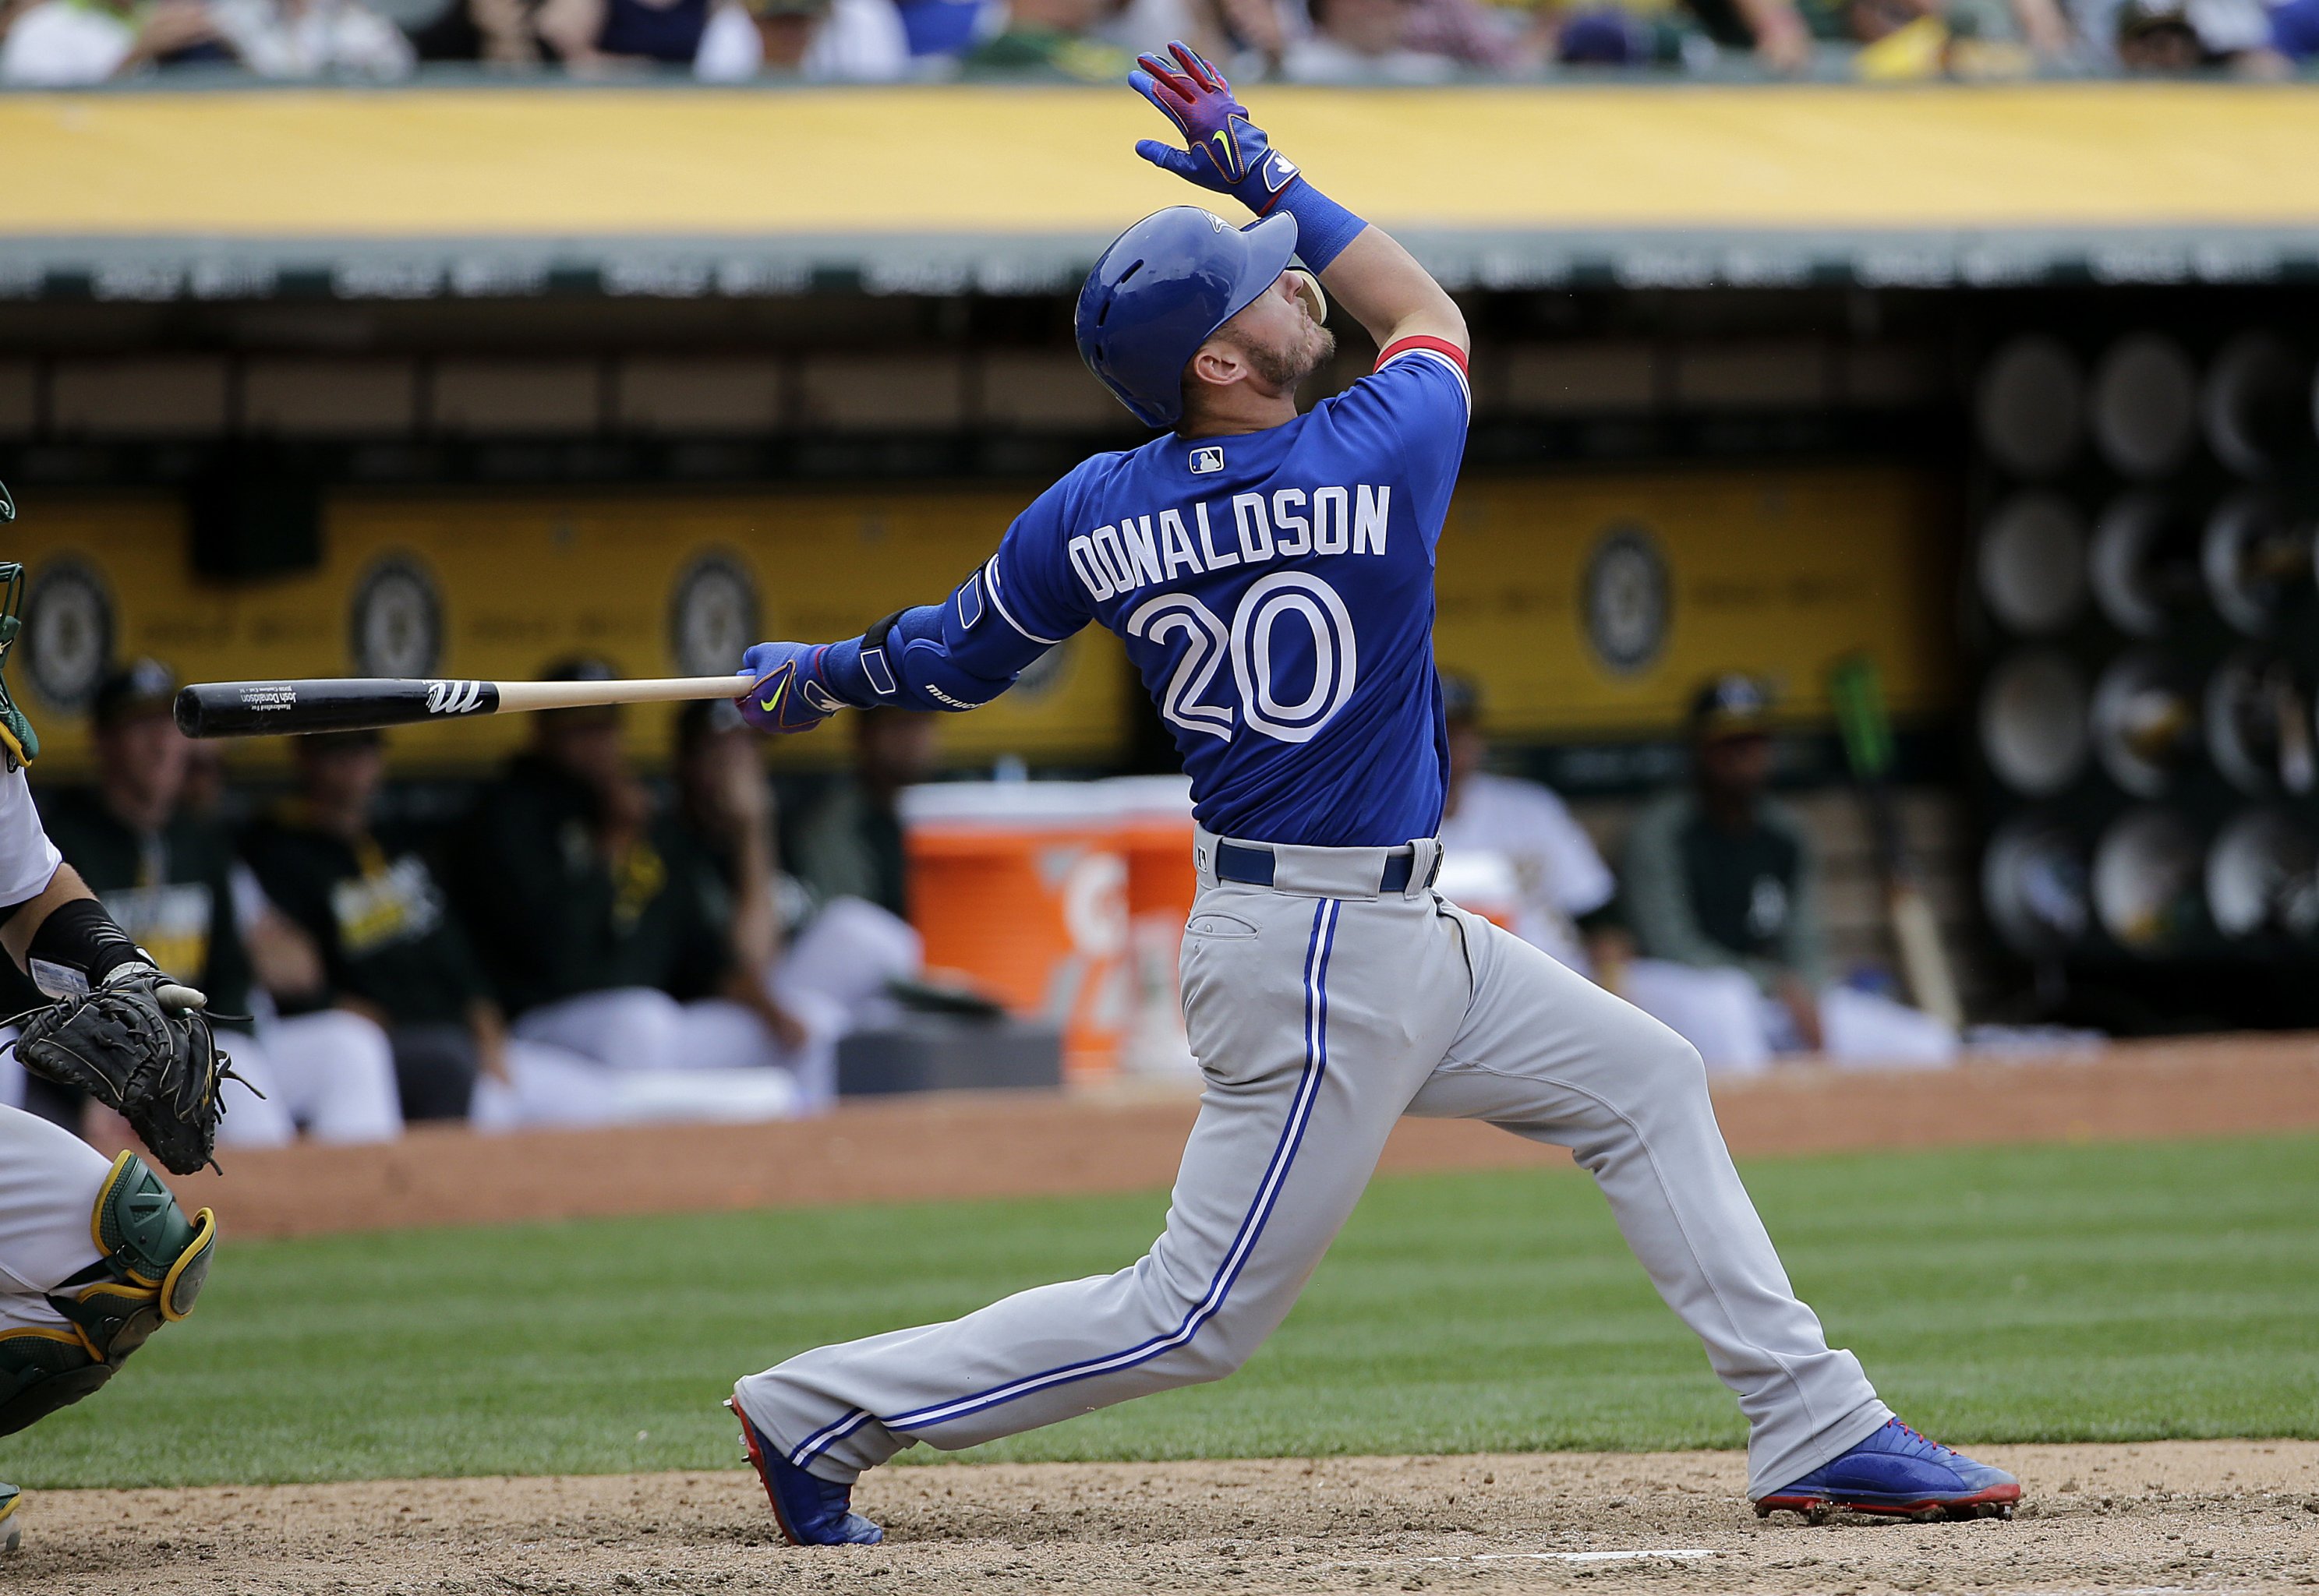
[1755,1418,2022,1523]
[728,1394,885,1545]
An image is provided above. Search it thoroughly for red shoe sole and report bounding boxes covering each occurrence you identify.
[1756,1482,2021,1521]
[731,1400,810,1547]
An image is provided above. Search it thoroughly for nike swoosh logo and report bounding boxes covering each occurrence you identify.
[758,677,787,715]
[1211,129,1236,174]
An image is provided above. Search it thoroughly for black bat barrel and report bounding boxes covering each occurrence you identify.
[174,678,502,739]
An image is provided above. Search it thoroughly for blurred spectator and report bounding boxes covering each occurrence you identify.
[788,707,935,922]
[1402,0,1542,69]
[2274,0,2319,54]
[1207,0,1288,60]
[885,0,987,54]
[2116,0,2281,64]
[178,738,229,822]
[1904,0,2062,47]
[407,0,556,62]
[2070,0,2277,62]
[208,0,414,72]
[693,0,908,77]
[1837,0,2064,72]
[1281,0,1458,77]
[1433,674,1616,970]
[1097,0,1233,58]
[1677,0,1813,67]
[2112,0,2202,56]
[963,0,1131,74]
[536,0,706,67]
[241,729,527,1122]
[1550,5,1686,64]
[665,700,922,1108]
[1619,675,1957,1072]
[0,0,232,83]
[440,659,808,1122]
[34,661,401,1145]
[876,0,1243,65]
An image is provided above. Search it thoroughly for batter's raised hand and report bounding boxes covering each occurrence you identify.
[1130,42,1302,217]
[737,641,842,735]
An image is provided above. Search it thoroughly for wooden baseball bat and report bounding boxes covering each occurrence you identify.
[1827,654,1965,1032]
[174,674,748,740]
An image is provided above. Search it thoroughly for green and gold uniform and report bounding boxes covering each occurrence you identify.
[239,804,492,1120]
[441,755,723,1019]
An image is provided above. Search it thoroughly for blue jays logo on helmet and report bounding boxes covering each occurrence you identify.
[1074,207,1300,431]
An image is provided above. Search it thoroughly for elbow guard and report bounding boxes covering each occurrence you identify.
[894,588,1017,711]
[832,574,1033,715]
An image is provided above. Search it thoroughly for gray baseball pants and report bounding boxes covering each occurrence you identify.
[735,832,1893,1499]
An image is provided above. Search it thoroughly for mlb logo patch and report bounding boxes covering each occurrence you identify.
[1190,446,1225,475]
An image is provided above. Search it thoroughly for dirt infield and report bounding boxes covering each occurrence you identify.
[30,1040,2317,1591]
[16,1441,2318,1594]
[157,1033,2319,1238]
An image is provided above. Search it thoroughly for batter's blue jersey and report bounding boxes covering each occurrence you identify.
[825,338,1471,849]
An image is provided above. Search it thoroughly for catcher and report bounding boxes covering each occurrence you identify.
[0,484,235,1553]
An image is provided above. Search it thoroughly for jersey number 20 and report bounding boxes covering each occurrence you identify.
[1126,572,1359,746]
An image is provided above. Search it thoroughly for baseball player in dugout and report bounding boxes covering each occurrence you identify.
[439,661,913,1125]
[1618,676,1960,1072]
[663,697,923,1111]
[438,658,805,1118]
[238,728,514,1123]
[33,662,404,1144]
[1433,672,1623,971]
[722,48,2022,1545]
[0,489,229,1555]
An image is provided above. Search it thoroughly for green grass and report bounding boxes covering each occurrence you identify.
[8,1135,2316,1489]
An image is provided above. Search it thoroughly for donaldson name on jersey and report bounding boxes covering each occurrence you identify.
[822,339,1471,849]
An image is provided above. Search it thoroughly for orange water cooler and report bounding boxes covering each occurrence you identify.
[1432,848,1522,932]
[1106,777,1200,1079]
[901,779,1196,1081]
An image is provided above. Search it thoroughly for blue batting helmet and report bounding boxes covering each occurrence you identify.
[1075,207,1299,431]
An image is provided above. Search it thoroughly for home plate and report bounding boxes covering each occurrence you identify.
[1334,1548,1720,1569]
[1463,1549,1720,1566]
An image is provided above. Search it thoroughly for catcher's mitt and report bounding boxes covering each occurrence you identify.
[15,967,249,1175]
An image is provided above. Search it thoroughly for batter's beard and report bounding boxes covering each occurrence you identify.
[1236,321,1336,393]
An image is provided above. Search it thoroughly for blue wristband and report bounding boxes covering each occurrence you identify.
[818,609,917,707]
[1272,179,1367,274]
[817,636,881,707]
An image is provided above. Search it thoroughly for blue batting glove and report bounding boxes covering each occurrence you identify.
[736,641,843,735]
[1130,41,1302,217]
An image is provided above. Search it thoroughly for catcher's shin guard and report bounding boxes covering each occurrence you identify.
[0,1152,216,1436]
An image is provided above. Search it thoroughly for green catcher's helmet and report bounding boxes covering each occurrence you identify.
[0,478,40,769]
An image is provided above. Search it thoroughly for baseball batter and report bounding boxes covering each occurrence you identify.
[726,48,2020,1544]
[0,507,232,1555]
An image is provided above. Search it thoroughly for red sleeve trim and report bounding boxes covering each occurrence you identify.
[1374,335,1469,375]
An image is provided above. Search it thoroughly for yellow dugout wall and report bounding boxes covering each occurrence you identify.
[1435,464,1957,738]
[9,463,1953,779]
[6,84,2312,238]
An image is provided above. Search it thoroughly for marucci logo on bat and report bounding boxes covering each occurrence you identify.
[423,680,488,715]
